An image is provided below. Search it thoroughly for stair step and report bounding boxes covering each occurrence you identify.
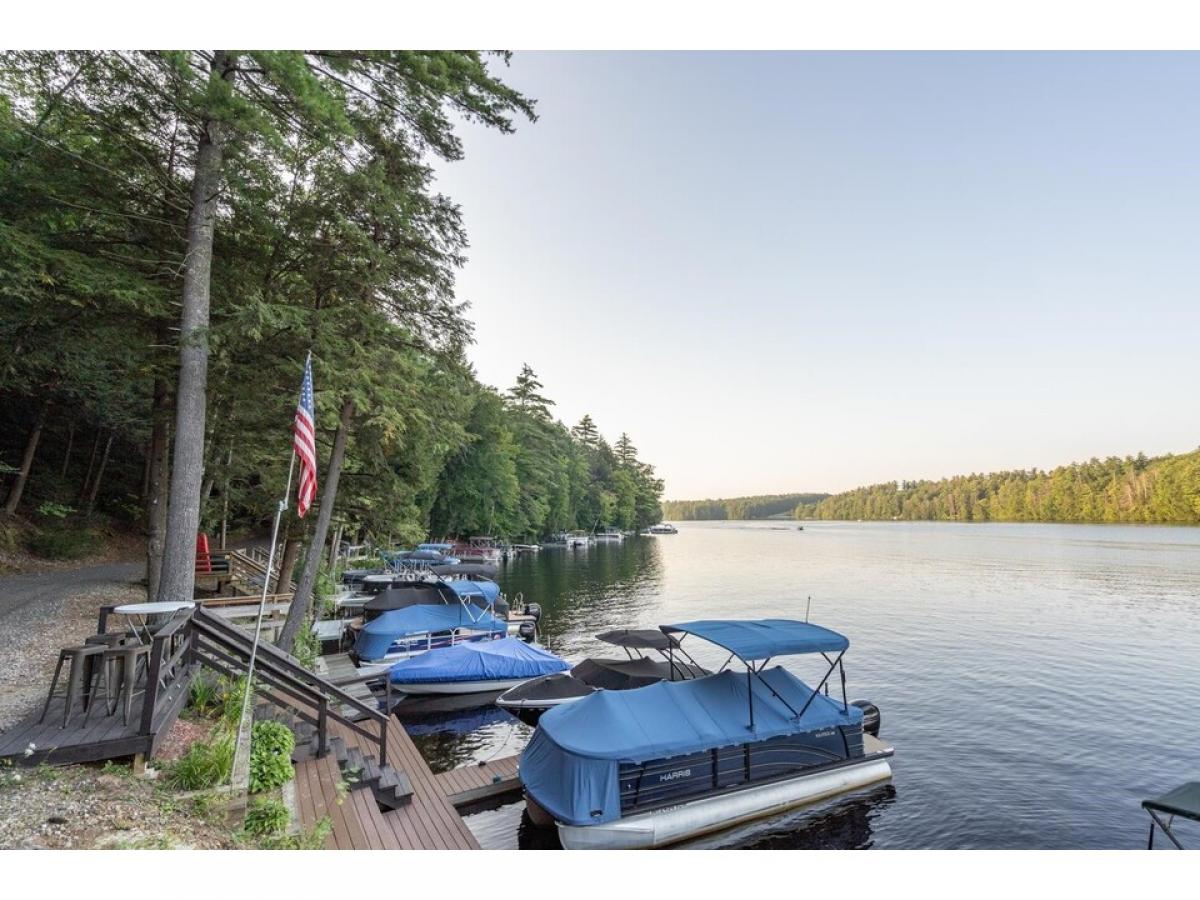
[361,758,382,784]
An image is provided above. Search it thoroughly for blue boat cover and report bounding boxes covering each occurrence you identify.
[520,666,861,826]
[388,637,570,684]
[443,578,501,605]
[662,619,848,661]
[354,604,506,661]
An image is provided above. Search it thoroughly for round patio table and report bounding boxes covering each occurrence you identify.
[113,601,196,644]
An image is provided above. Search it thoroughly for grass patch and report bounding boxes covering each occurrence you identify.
[166,730,235,791]
[186,675,220,717]
[26,524,102,560]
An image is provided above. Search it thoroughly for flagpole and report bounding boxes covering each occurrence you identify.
[232,351,308,791]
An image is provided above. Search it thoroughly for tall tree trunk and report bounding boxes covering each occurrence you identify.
[79,429,101,503]
[275,536,301,594]
[4,398,51,515]
[328,522,344,569]
[85,432,114,516]
[156,50,237,603]
[277,397,354,652]
[219,445,232,550]
[60,422,75,479]
[140,439,152,500]
[146,372,171,601]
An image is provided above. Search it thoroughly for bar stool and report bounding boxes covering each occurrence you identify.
[39,644,110,728]
[80,635,134,724]
[98,643,153,726]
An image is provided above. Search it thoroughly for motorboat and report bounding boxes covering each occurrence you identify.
[648,523,678,534]
[496,628,707,726]
[350,579,509,667]
[351,602,508,669]
[592,526,624,542]
[520,618,893,849]
[387,636,570,695]
[454,536,504,565]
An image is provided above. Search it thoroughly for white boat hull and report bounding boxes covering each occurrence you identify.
[496,692,587,712]
[390,677,532,695]
[555,755,893,849]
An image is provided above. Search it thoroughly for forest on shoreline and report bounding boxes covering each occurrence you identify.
[800,448,1200,524]
[662,493,828,521]
[668,449,1200,525]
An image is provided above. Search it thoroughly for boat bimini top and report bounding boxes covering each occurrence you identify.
[661,619,853,727]
[520,619,865,826]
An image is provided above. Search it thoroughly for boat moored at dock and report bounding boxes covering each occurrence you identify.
[496,628,708,725]
[388,636,571,695]
[520,618,892,849]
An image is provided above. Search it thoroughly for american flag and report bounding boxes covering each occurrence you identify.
[293,355,317,517]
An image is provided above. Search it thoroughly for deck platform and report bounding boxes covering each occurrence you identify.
[295,713,522,849]
[0,663,196,767]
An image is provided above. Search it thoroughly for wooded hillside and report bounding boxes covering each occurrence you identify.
[802,450,1200,523]
[663,493,829,520]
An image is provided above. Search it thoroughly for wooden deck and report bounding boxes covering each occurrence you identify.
[0,663,195,765]
[294,713,522,849]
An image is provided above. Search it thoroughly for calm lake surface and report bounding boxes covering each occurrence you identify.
[397,521,1200,849]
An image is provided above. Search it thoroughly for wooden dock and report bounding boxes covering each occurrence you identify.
[294,714,522,849]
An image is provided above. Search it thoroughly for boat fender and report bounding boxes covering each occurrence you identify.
[524,602,542,621]
[849,699,881,737]
[518,621,538,641]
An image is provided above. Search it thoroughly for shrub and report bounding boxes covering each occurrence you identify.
[249,720,295,794]
[187,676,219,716]
[244,796,290,836]
[218,676,251,729]
[167,730,236,790]
[252,817,332,850]
[26,525,101,560]
[292,622,320,669]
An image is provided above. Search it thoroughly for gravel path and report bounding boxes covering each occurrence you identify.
[0,560,144,730]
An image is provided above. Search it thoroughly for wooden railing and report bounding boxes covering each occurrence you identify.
[188,607,388,765]
[96,606,197,737]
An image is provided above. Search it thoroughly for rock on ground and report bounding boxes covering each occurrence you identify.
[0,762,237,850]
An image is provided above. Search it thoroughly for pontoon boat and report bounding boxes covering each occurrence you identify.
[520,618,893,849]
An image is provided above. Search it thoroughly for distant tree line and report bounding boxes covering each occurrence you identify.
[663,493,829,521]
[799,450,1200,524]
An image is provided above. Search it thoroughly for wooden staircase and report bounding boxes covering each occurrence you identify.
[333,736,414,811]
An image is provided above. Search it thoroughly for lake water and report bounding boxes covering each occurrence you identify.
[397,521,1200,849]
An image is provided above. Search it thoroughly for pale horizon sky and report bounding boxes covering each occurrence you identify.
[433,52,1200,499]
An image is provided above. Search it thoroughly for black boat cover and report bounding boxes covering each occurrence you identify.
[573,657,706,691]
[499,671,597,704]
[363,583,459,615]
[595,628,680,650]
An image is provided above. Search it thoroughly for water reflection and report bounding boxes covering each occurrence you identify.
[438,524,1200,849]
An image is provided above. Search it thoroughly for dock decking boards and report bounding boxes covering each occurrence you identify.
[295,714,522,849]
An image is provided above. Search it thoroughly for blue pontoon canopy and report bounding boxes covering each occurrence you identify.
[389,636,569,684]
[354,604,506,661]
[442,578,501,605]
[520,667,861,825]
[662,619,848,661]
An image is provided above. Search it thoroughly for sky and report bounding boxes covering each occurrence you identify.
[431,52,1200,499]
